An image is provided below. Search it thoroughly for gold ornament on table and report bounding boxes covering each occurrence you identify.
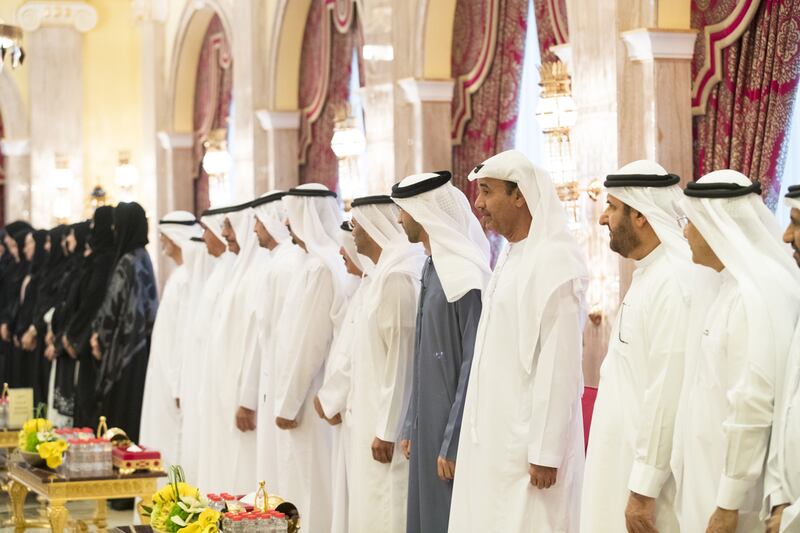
[96,416,163,473]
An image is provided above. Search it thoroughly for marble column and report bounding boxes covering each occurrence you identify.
[0,139,32,222]
[133,0,168,282]
[619,29,697,185]
[17,1,97,227]
[397,78,454,176]
[255,110,300,192]
[157,132,195,213]
[231,0,270,201]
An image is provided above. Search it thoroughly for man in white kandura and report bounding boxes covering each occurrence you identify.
[448,149,588,533]
[673,170,800,533]
[274,184,349,533]
[180,204,237,484]
[763,185,800,533]
[314,220,369,533]
[198,200,266,493]
[344,195,424,533]
[139,211,203,477]
[581,161,701,532]
[237,191,304,497]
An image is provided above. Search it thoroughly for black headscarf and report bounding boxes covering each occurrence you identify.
[113,202,149,264]
[37,226,70,307]
[70,222,91,256]
[89,206,115,254]
[4,221,33,238]
[28,230,49,277]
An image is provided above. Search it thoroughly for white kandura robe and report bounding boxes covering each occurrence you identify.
[180,252,235,485]
[765,322,800,532]
[672,271,763,532]
[316,275,370,533]
[238,240,306,495]
[581,246,687,532]
[203,245,271,494]
[345,272,419,533]
[448,240,585,533]
[139,261,191,472]
[273,255,336,533]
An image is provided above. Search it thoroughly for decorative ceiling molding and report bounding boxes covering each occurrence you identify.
[256,110,301,131]
[691,0,761,115]
[621,28,698,61]
[17,1,98,33]
[131,0,168,23]
[157,132,194,150]
[399,78,455,103]
[451,0,500,144]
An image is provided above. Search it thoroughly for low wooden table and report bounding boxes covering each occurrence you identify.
[6,460,165,533]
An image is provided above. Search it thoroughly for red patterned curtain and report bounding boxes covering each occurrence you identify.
[297,1,360,191]
[533,0,568,62]
[693,0,800,209]
[192,14,233,213]
[451,0,530,202]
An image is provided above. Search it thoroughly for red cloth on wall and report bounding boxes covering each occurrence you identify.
[693,0,800,208]
[451,0,530,204]
[297,1,361,192]
[192,14,233,214]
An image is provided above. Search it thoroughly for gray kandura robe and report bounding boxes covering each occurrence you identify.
[403,257,482,533]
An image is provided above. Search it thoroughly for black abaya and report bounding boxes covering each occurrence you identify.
[92,203,158,442]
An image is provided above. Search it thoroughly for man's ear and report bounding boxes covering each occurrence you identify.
[632,209,649,229]
[513,188,527,208]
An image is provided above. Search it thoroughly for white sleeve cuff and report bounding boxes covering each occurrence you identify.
[717,474,752,511]
[627,461,670,498]
[771,488,791,509]
[527,448,562,469]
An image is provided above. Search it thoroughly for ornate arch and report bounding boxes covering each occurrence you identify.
[167,0,234,131]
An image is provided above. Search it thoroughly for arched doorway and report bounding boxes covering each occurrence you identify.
[166,1,233,213]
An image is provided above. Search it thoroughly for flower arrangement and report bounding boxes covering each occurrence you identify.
[143,466,220,533]
[17,418,68,469]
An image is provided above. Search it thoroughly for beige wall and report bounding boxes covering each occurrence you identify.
[82,0,143,206]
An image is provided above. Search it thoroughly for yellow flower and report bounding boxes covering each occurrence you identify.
[197,509,220,527]
[152,482,200,505]
[37,439,67,469]
[178,524,218,533]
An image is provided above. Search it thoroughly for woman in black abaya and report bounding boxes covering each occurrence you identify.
[11,230,48,402]
[90,202,158,443]
[65,207,116,427]
[47,222,90,425]
[0,223,32,383]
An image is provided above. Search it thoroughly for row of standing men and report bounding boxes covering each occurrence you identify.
[140,150,800,533]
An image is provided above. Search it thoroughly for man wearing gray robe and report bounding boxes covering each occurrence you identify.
[392,171,491,533]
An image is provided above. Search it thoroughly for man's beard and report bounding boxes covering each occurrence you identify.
[609,219,640,257]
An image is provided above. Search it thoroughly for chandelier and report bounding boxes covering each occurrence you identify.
[536,61,599,224]
[202,128,233,206]
[330,103,366,208]
[0,19,25,71]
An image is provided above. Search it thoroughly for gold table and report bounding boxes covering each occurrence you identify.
[7,460,165,533]
[0,428,19,449]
